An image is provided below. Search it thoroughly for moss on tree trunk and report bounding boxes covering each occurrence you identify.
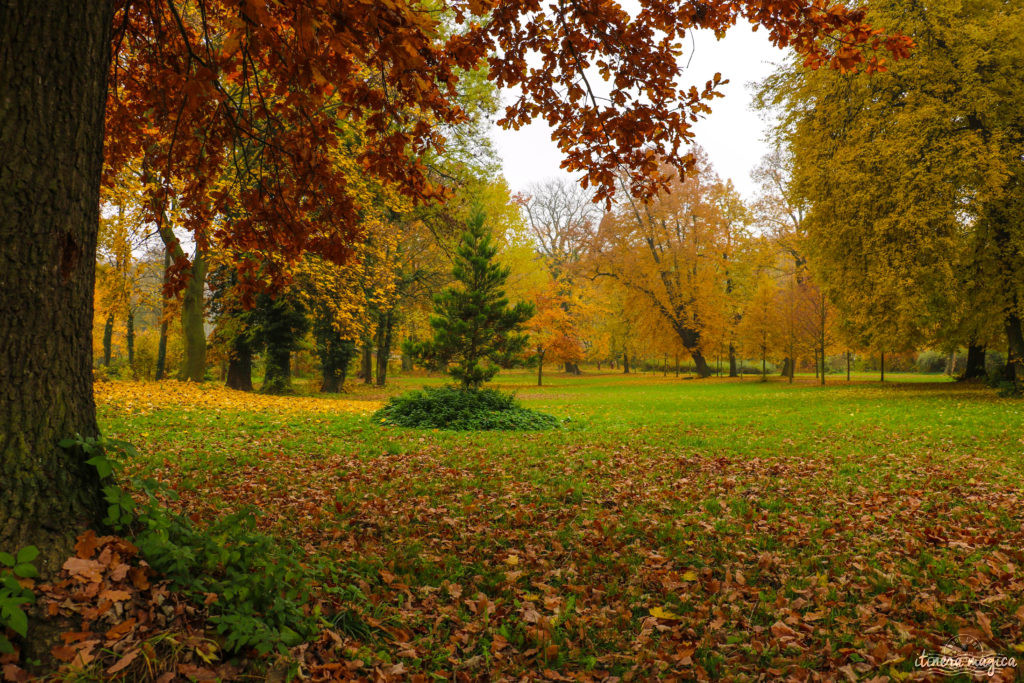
[0,0,114,574]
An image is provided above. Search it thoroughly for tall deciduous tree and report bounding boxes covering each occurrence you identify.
[759,0,1023,385]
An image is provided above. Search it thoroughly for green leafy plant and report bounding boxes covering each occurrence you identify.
[405,207,534,390]
[60,433,330,656]
[0,546,38,654]
[373,385,558,431]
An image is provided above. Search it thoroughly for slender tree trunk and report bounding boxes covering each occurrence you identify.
[846,350,851,382]
[622,353,630,374]
[675,352,680,378]
[1003,309,1024,388]
[820,343,826,386]
[126,310,135,368]
[102,311,114,365]
[375,310,393,387]
[761,350,766,381]
[361,341,373,385]
[728,343,738,377]
[225,335,253,391]
[0,0,113,576]
[960,343,987,381]
[880,352,885,382]
[537,348,544,386]
[178,253,207,382]
[945,349,956,376]
[154,247,170,380]
[814,349,819,378]
[789,350,795,384]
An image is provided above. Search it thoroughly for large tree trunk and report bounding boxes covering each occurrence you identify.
[154,247,171,380]
[780,357,791,378]
[728,343,738,377]
[0,0,113,572]
[177,253,207,381]
[960,342,986,381]
[225,334,254,391]
[622,353,630,374]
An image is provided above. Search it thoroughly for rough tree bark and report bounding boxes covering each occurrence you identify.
[728,343,738,378]
[0,0,114,569]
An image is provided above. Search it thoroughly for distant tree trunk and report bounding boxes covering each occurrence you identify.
[361,342,373,384]
[102,311,114,365]
[945,349,957,376]
[789,352,795,384]
[0,0,113,578]
[728,343,738,377]
[814,349,819,379]
[154,248,171,380]
[262,347,292,394]
[401,344,413,372]
[846,350,851,382]
[674,353,680,377]
[819,343,826,386]
[622,353,630,374]
[563,361,580,375]
[761,350,766,381]
[126,310,135,368]
[178,253,208,382]
[690,349,711,378]
[537,348,544,386]
[375,310,393,387]
[880,352,885,382]
[225,334,253,392]
[960,343,986,381]
[1003,309,1024,388]
[780,357,791,377]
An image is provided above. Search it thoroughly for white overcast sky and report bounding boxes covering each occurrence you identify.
[491,25,789,201]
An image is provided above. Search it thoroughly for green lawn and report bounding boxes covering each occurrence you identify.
[97,372,1024,679]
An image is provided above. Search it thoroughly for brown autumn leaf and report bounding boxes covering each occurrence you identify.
[106,648,140,675]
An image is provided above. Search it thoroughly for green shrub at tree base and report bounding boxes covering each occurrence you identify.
[373,386,558,431]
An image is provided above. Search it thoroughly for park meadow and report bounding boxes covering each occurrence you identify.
[33,371,1016,679]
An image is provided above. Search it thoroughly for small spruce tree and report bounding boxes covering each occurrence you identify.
[407,208,534,389]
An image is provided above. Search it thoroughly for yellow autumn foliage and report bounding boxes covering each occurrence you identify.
[95,381,381,416]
